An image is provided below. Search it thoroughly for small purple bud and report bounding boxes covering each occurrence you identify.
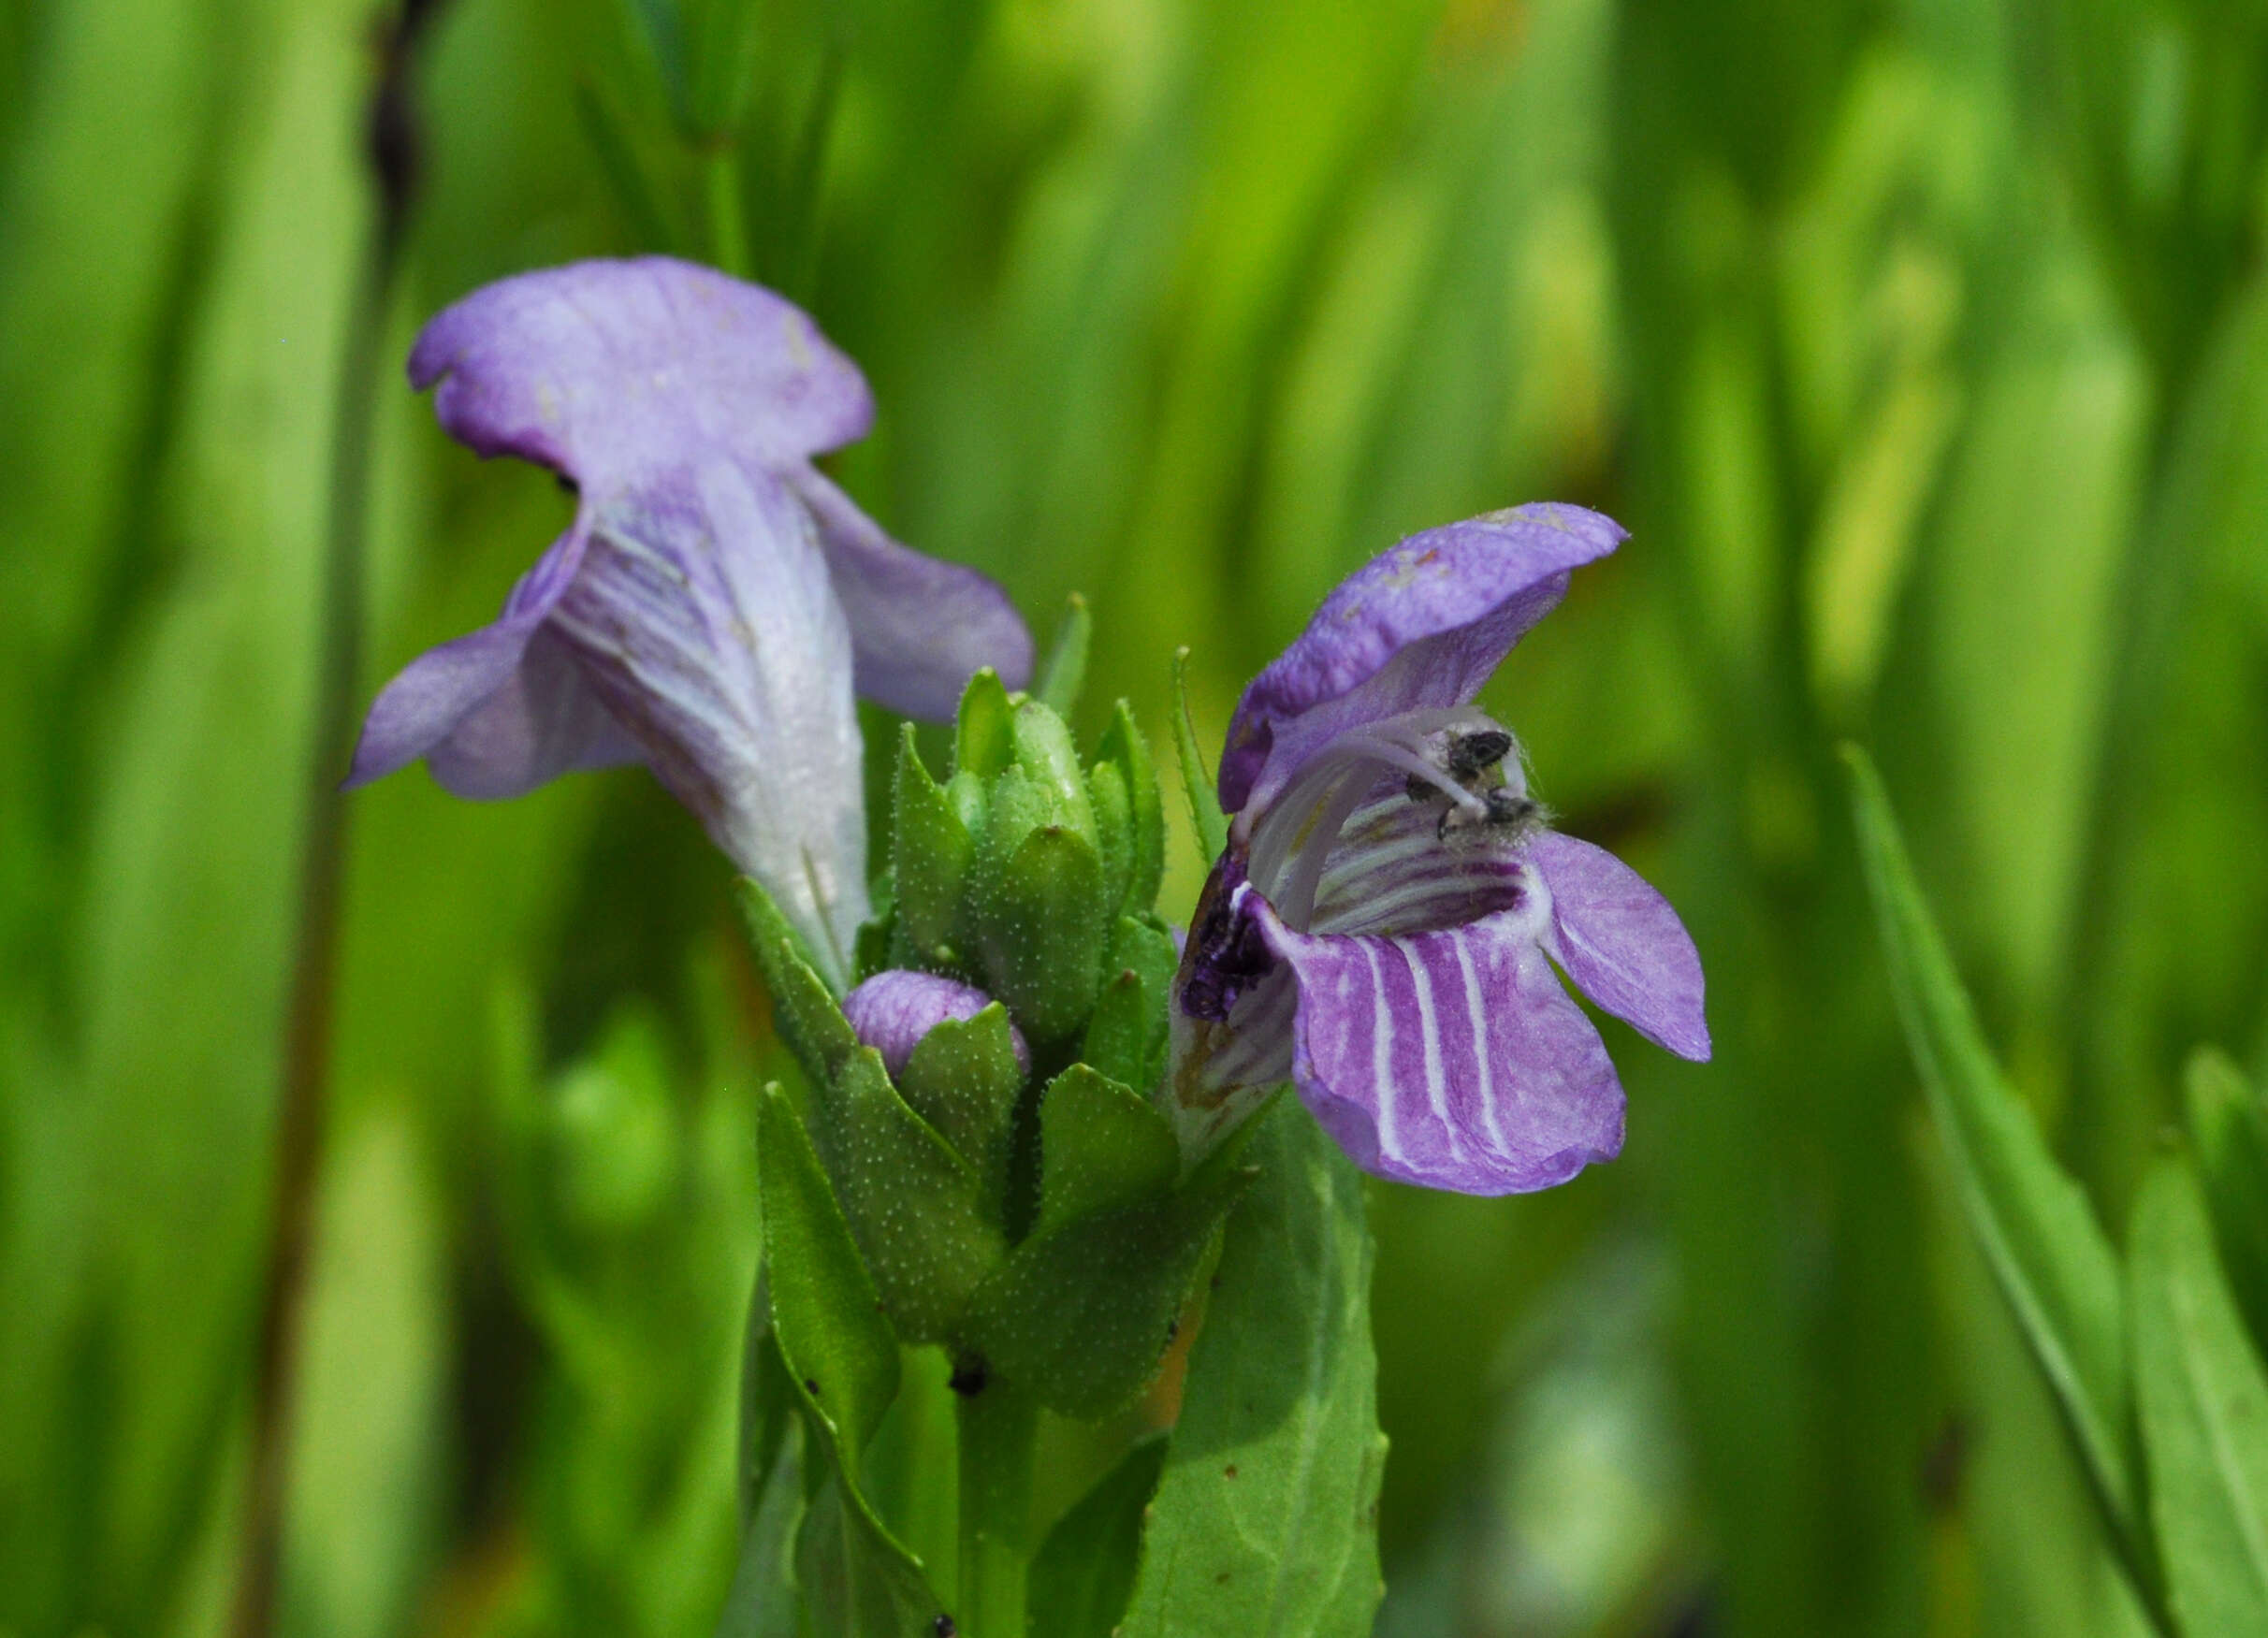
[843,970,1030,1080]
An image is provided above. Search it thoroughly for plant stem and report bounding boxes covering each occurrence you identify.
[955,1381,1036,1638]
[229,6,438,1634]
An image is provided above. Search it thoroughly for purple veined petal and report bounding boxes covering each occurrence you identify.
[548,458,870,982]
[423,627,646,799]
[843,970,1030,1079]
[784,466,1035,718]
[343,525,591,790]
[1306,791,1531,938]
[1248,896,1626,1196]
[408,257,873,488]
[1219,505,1626,815]
[1527,831,1710,1062]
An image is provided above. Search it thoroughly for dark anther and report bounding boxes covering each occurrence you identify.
[555,473,580,496]
[1180,858,1275,1022]
[948,1353,989,1397]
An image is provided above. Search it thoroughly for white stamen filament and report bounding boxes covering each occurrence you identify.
[1244,706,1514,931]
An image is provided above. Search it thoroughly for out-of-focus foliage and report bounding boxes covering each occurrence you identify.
[3,0,2267,1632]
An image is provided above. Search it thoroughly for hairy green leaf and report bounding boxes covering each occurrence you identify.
[1120,1105,1386,1636]
[1027,1437,1167,1638]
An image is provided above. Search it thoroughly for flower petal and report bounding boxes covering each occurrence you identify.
[1249,897,1625,1195]
[407,256,872,486]
[786,467,1035,718]
[843,970,1029,1078]
[1527,832,1710,1061]
[1308,793,1530,937]
[1219,504,1625,814]
[547,459,869,980]
[343,527,590,789]
[422,627,646,799]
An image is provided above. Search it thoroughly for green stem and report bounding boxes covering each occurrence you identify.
[706,143,750,280]
[955,1381,1036,1638]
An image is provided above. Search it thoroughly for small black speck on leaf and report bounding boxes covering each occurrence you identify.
[1223,1463,1238,1479]
[934,1616,957,1638]
[949,1354,989,1397]
[803,1378,821,1398]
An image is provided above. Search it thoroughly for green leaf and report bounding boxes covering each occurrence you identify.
[954,668,1015,783]
[962,1167,1244,1421]
[1170,647,1228,865]
[736,877,860,1072]
[2130,1158,2268,1638]
[1844,748,2144,1568]
[1037,1064,1178,1238]
[893,724,974,962]
[1026,1437,1167,1638]
[1120,1104,1386,1636]
[1035,593,1092,716]
[753,1088,955,1637]
[897,1005,1025,1220]
[1096,702,1164,916]
[2184,1048,2268,1356]
[756,1086,900,1455]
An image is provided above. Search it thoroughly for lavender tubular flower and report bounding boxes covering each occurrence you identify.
[345,258,1032,984]
[1172,504,1709,1195]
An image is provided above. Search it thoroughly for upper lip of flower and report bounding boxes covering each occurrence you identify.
[342,256,1033,984]
[1172,504,1708,1196]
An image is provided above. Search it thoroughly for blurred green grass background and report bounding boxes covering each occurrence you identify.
[4,0,2267,1633]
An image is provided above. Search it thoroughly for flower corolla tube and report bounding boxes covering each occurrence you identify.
[1171,504,1708,1195]
[346,257,1032,984]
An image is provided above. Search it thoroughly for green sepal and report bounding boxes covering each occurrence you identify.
[1096,701,1165,915]
[1087,758,1134,920]
[961,1167,1249,1420]
[892,724,974,962]
[973,822,1110,1043]
[897,1004,1025,1223]
[1035,593,1092,716]
[809,1049,1007,1343]
[1170,647,1228,864]
[735,877,860,1084]
[1010,699,1097,844]
[1080,916,1179,1097]
[1037,1064,1180,1238]
[954,667,1015,781]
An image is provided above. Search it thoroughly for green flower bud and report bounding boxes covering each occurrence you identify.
[1095,701,1164,916]
[892,724,973,963]
[972,820,1109,1042]
[1081,915,1178,1096]
[954,666,1015,782]
[1009,699,1097,846]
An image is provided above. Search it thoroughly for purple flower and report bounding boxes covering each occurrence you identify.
[346,258,1032,983]
[843,969,1031,1079]
[1172,505,1708,1195]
